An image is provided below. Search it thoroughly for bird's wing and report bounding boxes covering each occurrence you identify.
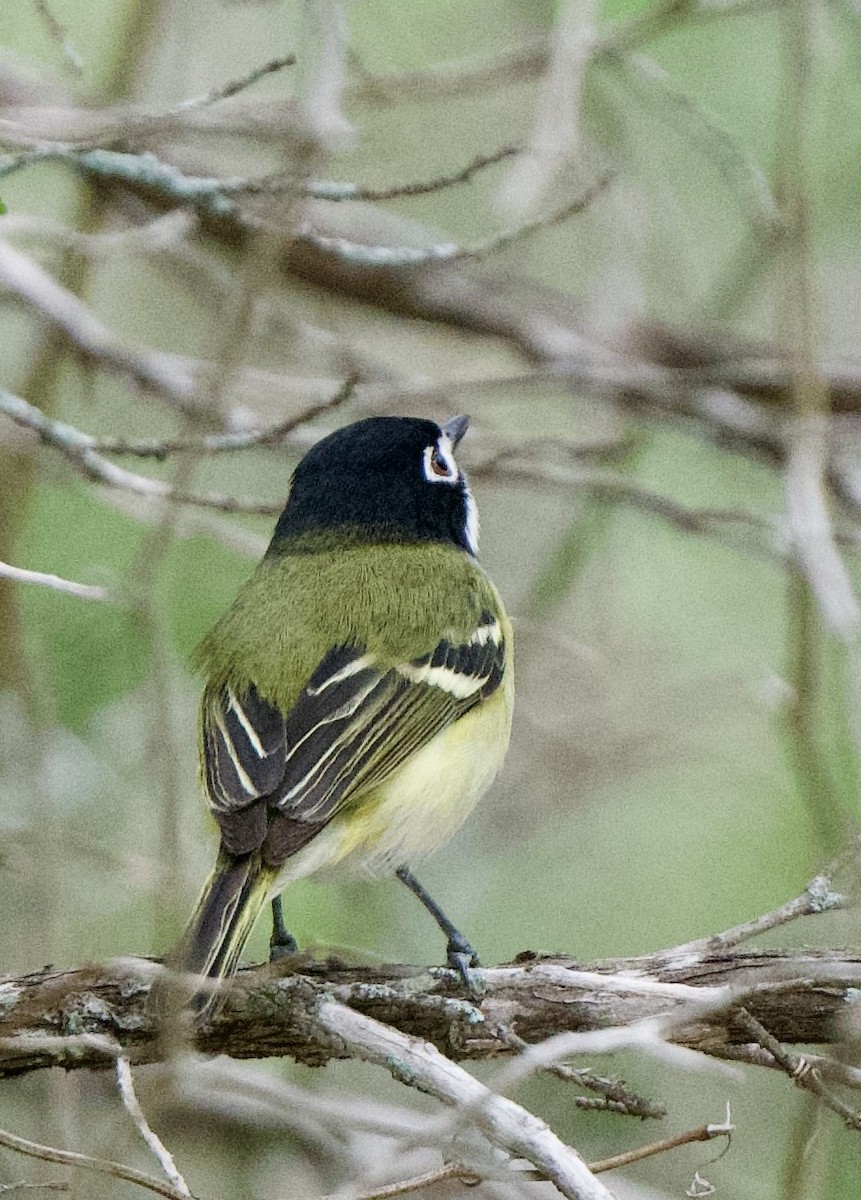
[201,609,506,859]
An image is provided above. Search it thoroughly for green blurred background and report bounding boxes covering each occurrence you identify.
[1,0,861,1196]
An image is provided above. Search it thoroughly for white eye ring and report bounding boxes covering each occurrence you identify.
[423,435,459,484]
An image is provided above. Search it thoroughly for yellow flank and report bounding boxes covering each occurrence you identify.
[272,644,514,891]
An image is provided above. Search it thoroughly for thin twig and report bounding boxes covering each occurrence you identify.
[0,388,275,514]
[0,1125,194,1200]
[115,1058,192,1198]
[304,144,520,202]
[6,373,853,567]
[493,1026,665,1119]
[588,1106,733,1173]
[0,1184,69,1194]
[1,144,516,209]
[478,454,781,556]
[733,1008,861,1131]
[0,560,109,602]
[295,173,612,267]
[311,1163,473,1200]
[346,0,780,106]
[31,0,83,73]
[707,1043,861,1093]
[170,55,296,113]
[95,375,357,457]
[652,872,844,965]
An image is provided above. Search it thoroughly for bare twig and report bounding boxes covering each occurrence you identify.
[312,1163,473,1200]
[0,1125,193,1200]
[306,145,520,202]
[477,454,782,559]
[733,1008,861,1131]
[4,381,790,556]
[0,388,275,513]
[0,240,198,410]
[347,0,780,106]
[653,873,844,966]
[295,173,612,267]
[588,1106,733,1173]
[0,560,109,602]
[31,0,83,73]
[1,144,517,209]
[707,1043,861,1093]
[493,1026,665,1119]
[115,1057,192,1198]
[170,55,296,113]
[0,1184,69,1194]
[95,375,357,457]
[314,998,615,1200]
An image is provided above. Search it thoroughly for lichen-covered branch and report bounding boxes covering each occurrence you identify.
[1,945,858,1080]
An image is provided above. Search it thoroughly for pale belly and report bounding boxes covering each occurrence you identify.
[269,679,513,892]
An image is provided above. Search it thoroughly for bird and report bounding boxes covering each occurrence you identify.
[161,414,513,1018]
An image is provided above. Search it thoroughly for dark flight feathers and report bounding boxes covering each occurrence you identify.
[202,611,505,864]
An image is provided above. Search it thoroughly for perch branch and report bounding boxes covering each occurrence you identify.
[0,876,856,1196]
[1,946,859,1079]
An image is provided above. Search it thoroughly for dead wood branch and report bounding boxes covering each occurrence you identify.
[0,946,857,1080]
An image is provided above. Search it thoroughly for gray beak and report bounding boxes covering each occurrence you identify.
[442,414,470,447]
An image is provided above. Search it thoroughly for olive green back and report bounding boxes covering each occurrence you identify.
[193,537,500,713]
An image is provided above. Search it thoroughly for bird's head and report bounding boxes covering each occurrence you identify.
[270,415,478,556]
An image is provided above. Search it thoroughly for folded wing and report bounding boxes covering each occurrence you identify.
[201,610,505,861]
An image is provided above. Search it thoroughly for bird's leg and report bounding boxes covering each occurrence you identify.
[396,866,480,989]
[269,895,298,961]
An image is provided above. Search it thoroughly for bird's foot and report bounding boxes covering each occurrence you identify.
[269,931,298,962]
[446,934,482,996]
[269,895,298,962]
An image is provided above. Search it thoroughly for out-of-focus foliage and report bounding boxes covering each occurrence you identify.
[1,0,861,1197]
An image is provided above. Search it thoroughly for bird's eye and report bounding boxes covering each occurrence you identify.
[423,441,458,483]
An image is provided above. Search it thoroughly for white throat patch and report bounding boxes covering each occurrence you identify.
[462,480,479,555]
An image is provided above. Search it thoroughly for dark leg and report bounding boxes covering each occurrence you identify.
[396,867,480,988]
[269,894,298,961]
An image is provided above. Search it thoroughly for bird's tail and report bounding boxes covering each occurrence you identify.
[152,849,279,1022]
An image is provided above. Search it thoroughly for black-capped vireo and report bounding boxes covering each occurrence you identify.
[163,414,513,1016]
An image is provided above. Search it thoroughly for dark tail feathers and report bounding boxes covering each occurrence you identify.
[151,850,279,1022]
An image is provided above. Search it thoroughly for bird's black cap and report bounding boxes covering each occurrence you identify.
[269,416,477,555]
